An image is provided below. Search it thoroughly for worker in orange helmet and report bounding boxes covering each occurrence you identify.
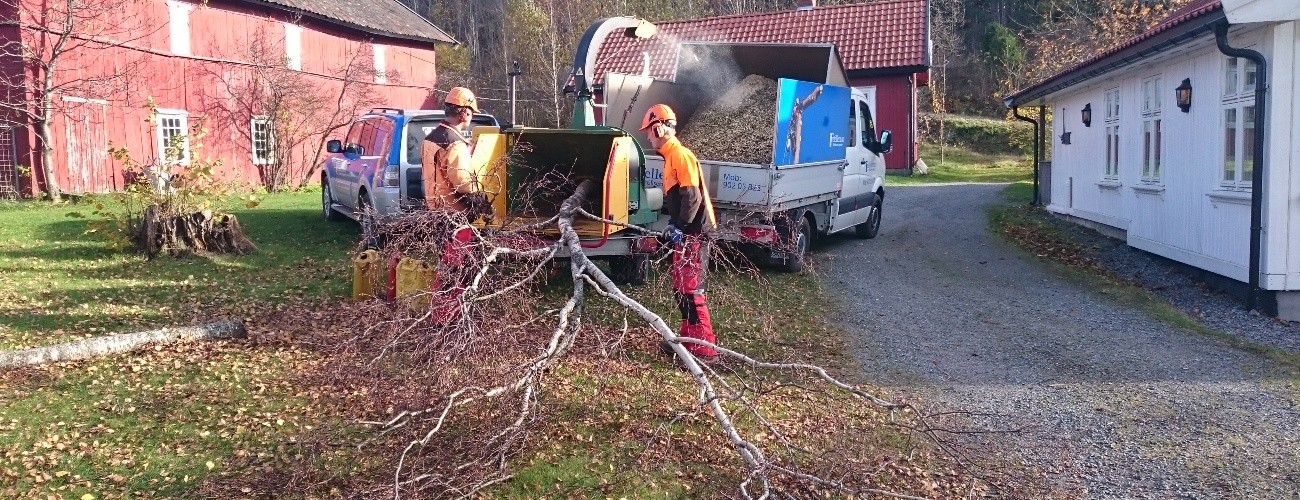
[422,86,492,223]
[423,86,491,324]
[641,104,720,365]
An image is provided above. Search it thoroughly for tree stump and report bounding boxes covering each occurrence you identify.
[137,204,256,258]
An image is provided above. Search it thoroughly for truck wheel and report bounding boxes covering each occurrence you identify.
[609,255,650,285]
[778,215,811,273]
[322,180,343,222]
[855,193,882,239]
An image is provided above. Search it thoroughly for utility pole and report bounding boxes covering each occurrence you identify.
[508,60,522,125]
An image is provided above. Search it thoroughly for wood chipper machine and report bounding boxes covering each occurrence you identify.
[466,17,665,284]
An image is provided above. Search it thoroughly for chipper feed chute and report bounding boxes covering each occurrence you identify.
[470,128,647,238]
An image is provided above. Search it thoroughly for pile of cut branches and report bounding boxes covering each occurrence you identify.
[201,173,989,498]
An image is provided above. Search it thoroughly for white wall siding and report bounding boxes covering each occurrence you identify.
[1266,21,1300,289]
[1045,25,1300,288]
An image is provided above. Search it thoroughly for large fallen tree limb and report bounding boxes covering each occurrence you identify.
[349,179,948,499]
[0,320,247,369]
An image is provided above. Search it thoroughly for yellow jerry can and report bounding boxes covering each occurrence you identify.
[396,257,435,311]
[351,249,381,300]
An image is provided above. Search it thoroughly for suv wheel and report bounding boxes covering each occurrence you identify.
[323,180,342,222]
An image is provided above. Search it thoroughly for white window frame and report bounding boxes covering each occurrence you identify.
[284,23,303,71]
[373,44,387,84]
[1221,54,1257,190]
[155,109,190,165]
[1221,103,1256,189]
[251,116,274,165]
[1103,87,1121,179]
[167,0,193,56]
[1104,87,1120,121]
[1223,56,1258,100]
[1141,76,1162,182]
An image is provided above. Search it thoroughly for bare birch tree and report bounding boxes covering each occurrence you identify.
[928,0,964,165]
[0,0,149,200]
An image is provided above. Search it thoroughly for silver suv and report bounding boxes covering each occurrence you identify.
[320,108,501,229]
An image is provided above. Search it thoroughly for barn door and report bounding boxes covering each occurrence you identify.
[61,96,111,194]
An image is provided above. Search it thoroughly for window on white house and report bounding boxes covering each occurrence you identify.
[156,109,189,164]
[1222,105,1256,186]
[1105,87,1120,121]
[167,0,192,56]
[1223,56,1258,98]
[1222,55,1257,189]
[373,44,387,84]
[1105,125,1120,178]
[251,116,273,165]
[1142,120,1162,181]
[1141,76,1162,181]
[1104,87,1120,179]
[284,24,303,71]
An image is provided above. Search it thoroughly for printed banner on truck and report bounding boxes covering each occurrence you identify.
[772,79,850,167]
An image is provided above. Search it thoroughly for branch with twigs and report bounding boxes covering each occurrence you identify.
[283,173,991,499]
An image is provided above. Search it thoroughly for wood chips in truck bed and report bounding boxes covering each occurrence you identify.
[679,74,777,165]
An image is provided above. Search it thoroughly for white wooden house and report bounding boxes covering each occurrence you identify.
[1005,0,1300,320]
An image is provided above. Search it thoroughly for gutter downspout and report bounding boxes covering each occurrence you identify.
[1037,104,1046,206]
[1012,106,1041,206]
[1214,21,1268,312]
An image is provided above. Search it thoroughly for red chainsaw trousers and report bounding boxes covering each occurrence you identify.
[431,228,476,325]
[672,236,716,357]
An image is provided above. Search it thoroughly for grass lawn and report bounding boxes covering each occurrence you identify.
[0,192,961,497]
[887,142,1031,185]
[0,192,358,350]
[0,192,362,498]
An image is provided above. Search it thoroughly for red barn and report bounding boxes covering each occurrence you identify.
[587,0,930,172]
[0,0,455,197]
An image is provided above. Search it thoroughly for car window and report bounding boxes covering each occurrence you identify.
[405,115,497,164]
[344,120,366,155]
[848,102,858,148]
[859,101,876,146]
[406,119,441,165]
[359,117,394,159]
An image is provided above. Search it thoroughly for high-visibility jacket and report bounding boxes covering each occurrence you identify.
[422,122,476,210]
[658,137,716,234]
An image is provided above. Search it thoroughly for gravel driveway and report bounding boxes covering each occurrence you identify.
[820,184,1300,498]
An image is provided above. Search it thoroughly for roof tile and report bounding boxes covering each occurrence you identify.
[240,0,457,45]
[591,0,927,84]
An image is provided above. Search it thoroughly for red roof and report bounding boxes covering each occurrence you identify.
[589,0,928,85]
[1008,0,1223,105]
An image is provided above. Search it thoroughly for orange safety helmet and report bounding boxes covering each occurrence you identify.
[639,104,677,130]
[444,86,479,112]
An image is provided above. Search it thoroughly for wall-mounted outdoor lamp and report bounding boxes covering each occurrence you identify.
[1176,78,1193,112]
[1081,103,1092,127]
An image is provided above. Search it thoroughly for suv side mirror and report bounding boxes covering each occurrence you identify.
[326,140,342,153]
[878,130,893,154]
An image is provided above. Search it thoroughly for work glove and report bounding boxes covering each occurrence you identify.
[659,225,684,248]
[459,192,494,223]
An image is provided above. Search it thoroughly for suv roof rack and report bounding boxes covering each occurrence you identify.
[370,107,404,115]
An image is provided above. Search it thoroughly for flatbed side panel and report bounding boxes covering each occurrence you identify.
[646,155,844,212]
[766,160,845,207]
